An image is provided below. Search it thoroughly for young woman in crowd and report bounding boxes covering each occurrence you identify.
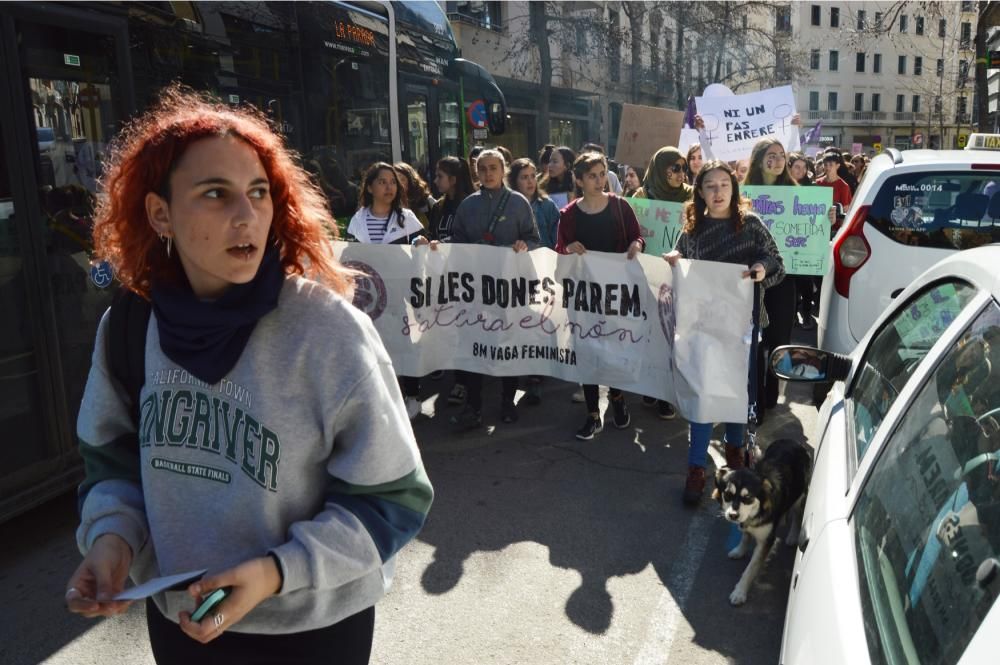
[787,152,812,185]
[426,156,476,389]
[685,143,704,185]
[538,145,577,201]
[415,149,539,428]
[66,86,432,663]
[347,163,425,245]
[508,158,559,249]
[743,139,796,418]
[621,164,644,197]
[733,159,750,184]
[428,156,475,243]
[348,163,426,418]
[579,142,623,194]
[393,162,435,229]
[555,152,645,440]
[786,151,819,330]
[816,151,853,233]
[850,154,868,186]
[507,157,560,405]
[836,151,859,193]
[662,160,785,505]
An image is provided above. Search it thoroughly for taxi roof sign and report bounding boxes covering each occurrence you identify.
[966,133,1000,150]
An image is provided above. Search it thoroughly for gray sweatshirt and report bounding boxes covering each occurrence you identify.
[76,276,433,634]
[450,185,540,247]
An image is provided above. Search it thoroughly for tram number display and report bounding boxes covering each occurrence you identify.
[335,20,376,48]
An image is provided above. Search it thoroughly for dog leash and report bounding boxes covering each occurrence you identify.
[744,281,763,469]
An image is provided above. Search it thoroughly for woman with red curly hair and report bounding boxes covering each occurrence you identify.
[65,86,432,664]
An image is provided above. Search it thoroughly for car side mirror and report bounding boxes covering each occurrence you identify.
[770,345,851,383]
[487,101,505,135]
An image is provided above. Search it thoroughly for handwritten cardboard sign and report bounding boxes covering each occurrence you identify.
[740,185,833,276]
[625,197,687,257]
[614,104,685,170]
[696,85,800,162]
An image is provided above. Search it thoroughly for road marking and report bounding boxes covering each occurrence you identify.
[633,511,714,665]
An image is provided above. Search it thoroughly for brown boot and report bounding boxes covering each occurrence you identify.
[724,445,746,471]
[682,466,707,506]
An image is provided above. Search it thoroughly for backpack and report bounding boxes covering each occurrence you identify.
[107,287,151,427]
[77,288,149,516]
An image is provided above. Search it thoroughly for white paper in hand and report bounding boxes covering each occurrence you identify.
[113,569,207,601]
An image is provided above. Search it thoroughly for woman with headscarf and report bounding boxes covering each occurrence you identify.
[635,147,693,203]
[633,146,692,420]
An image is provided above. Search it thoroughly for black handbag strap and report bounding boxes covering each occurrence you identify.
[107,287,151,428]
[482,187,511,242]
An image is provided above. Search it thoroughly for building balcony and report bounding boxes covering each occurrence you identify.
[804,109,962,127]
[848,111,887,122]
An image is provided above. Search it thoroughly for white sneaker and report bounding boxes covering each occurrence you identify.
[571,386,585,403]
[404,397,421,420]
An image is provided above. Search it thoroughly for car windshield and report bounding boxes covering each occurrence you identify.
[866,170,1000,250]
[854,301,1000,665]
[851,281,977,460]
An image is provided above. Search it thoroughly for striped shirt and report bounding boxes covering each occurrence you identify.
[365,211,391,244]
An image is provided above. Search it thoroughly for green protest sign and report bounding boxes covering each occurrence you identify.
[624,197,687,257]
[740,186,832,276]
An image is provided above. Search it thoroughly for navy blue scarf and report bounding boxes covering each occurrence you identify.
[151,244,285,384]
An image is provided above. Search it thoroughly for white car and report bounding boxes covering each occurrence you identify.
[774,244,1000,665]
[818,144,1000,357]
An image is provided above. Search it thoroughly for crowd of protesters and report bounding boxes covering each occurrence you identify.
[343,132,872,505]
[64,82,879,663]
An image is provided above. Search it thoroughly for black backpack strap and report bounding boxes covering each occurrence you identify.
[107,287,151,428]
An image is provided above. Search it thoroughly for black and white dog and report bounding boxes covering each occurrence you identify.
[713,438,812,606]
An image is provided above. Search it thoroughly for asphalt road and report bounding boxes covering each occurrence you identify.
[0,335,819,665]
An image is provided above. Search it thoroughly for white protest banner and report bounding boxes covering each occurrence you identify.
[695,85,799,162]
[333,242,753,423]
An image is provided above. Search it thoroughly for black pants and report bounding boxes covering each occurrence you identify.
[583,385,622,414]
[761,278,796,409]
[146,599,374,665]
[462,372,518,410]
[794,275,819,317]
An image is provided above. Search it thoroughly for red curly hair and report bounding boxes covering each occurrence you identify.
[93,84,351,298]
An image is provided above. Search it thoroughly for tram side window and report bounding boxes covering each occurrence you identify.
[303,53,390,222]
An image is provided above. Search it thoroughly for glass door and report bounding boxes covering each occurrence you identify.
[17,18,126,435]
[404,86,431,182]
[0,122,51,489]
[0,5,132,520]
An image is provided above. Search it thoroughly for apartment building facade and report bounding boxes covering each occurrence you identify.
[795,0,979,151]
[442,1,783,161]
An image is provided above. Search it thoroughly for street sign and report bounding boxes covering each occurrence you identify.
[472,128,488,140]
[913,132,923,146]
[466,99,487,129]
[873,142,882,153]
[958,132,969,148]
